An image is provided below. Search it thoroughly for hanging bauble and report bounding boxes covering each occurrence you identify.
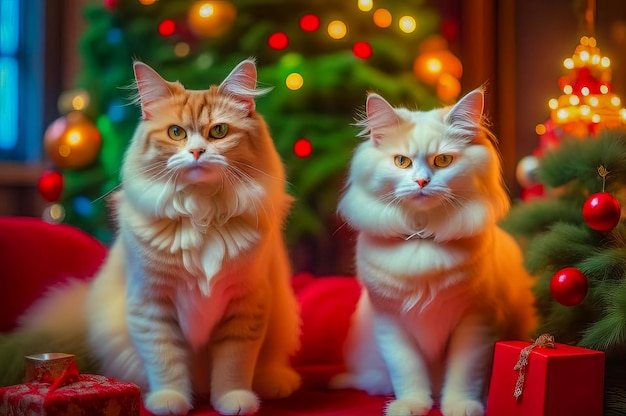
[550,267,588,306]
[582,192,621,231]
[44,112,102,170]
[37,170,64,202]
[515,155,540,188]
[188,1,237,38]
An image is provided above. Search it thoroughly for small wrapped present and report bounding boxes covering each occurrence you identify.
[486,334,605,416]
[0,353,141,416]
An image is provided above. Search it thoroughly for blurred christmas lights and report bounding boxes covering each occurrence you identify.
[268,32,289,50]
[373,9,392,28]
[294,138,312,158]
[299,14,320,32]
[539,36,626,137]
[286,73,304,90]
[158,19,175,36]
[358,0,373,12]
[188,1,237,38]
[352,42,372,59]
[327,20,347,39]
[398,16,417,34]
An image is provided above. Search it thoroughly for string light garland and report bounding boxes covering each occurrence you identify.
[518,0,626,199]
[541,35,626,137]
[111,0,462,162]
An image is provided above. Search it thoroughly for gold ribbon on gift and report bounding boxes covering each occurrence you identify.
[513,334,555,400]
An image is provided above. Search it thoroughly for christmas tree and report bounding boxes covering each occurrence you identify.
[506,1,626,410]
[40,0,461,274]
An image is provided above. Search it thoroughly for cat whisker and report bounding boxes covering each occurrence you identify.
[231,160,292,187]
[331,220,350,237]
[92,184,122,204]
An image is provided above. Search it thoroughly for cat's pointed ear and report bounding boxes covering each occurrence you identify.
[219,59,270,112]
[363,93,400,144]
[133,61,173,120]
[445,87,484,129]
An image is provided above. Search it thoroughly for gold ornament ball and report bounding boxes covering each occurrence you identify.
[44,112,102,169]
[188,1,237,38]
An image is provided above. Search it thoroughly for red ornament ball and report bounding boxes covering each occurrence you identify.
[550,267,588,306]
[38,171,64,202]
[582,192,621,231]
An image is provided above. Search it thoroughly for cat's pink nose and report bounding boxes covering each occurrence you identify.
[190,148,206,160]
[415,178,429,188]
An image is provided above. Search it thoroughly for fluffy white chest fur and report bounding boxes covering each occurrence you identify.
[356,232,489,362]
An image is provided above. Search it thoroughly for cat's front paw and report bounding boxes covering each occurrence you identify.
[212,389,260,415]
[440,399,484,416]
[385,397,433,416]
[253,365,301,399]
[144,389,192,415]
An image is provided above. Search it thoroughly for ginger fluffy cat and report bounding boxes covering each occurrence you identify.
[331,88,536,416]
[16,59,301,415]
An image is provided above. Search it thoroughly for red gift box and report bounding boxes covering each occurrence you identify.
[0,374,141,416]
[486,338,605,416]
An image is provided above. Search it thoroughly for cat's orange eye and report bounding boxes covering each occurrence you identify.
[209,123,229,139]
[167,125,187,141]
[433,154,453,167]
[393,155,412,169]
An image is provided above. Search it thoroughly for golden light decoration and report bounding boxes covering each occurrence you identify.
[546,35,626,136]
[373,9,392,28]
[138,0,157,5]
[436,73,461,103]
[327,20,347,40]
[174,42,190,57]
[413,35,463,103]
[398,16,417,34]
[42,203,66,224]
[286,73,304,90]
[357,0,373,12]
[188,1,237,38]
[57,89,90,115]
[44,112,102,170]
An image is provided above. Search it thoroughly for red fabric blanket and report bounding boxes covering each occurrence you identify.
[0,217,444,415]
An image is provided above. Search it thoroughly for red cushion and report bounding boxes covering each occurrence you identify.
[0,217,107,332]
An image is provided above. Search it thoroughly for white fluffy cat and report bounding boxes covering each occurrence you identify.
[331,88,536,416]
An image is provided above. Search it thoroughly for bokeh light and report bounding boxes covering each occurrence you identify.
[535,124,547,135]
[188,1,237,38]
[300,14,320,32]
[268,32,289,49]
[327,20,347,40]
[158,19,175,36]
[138,0,157,5]
[286,73,304,90]
[294,138,312,158]
[352,42,372,59]
[373,9,392,28]
[358,0,373,12]
[398,16,416,33]
[106,28,123,45]
[174,42,190,57]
